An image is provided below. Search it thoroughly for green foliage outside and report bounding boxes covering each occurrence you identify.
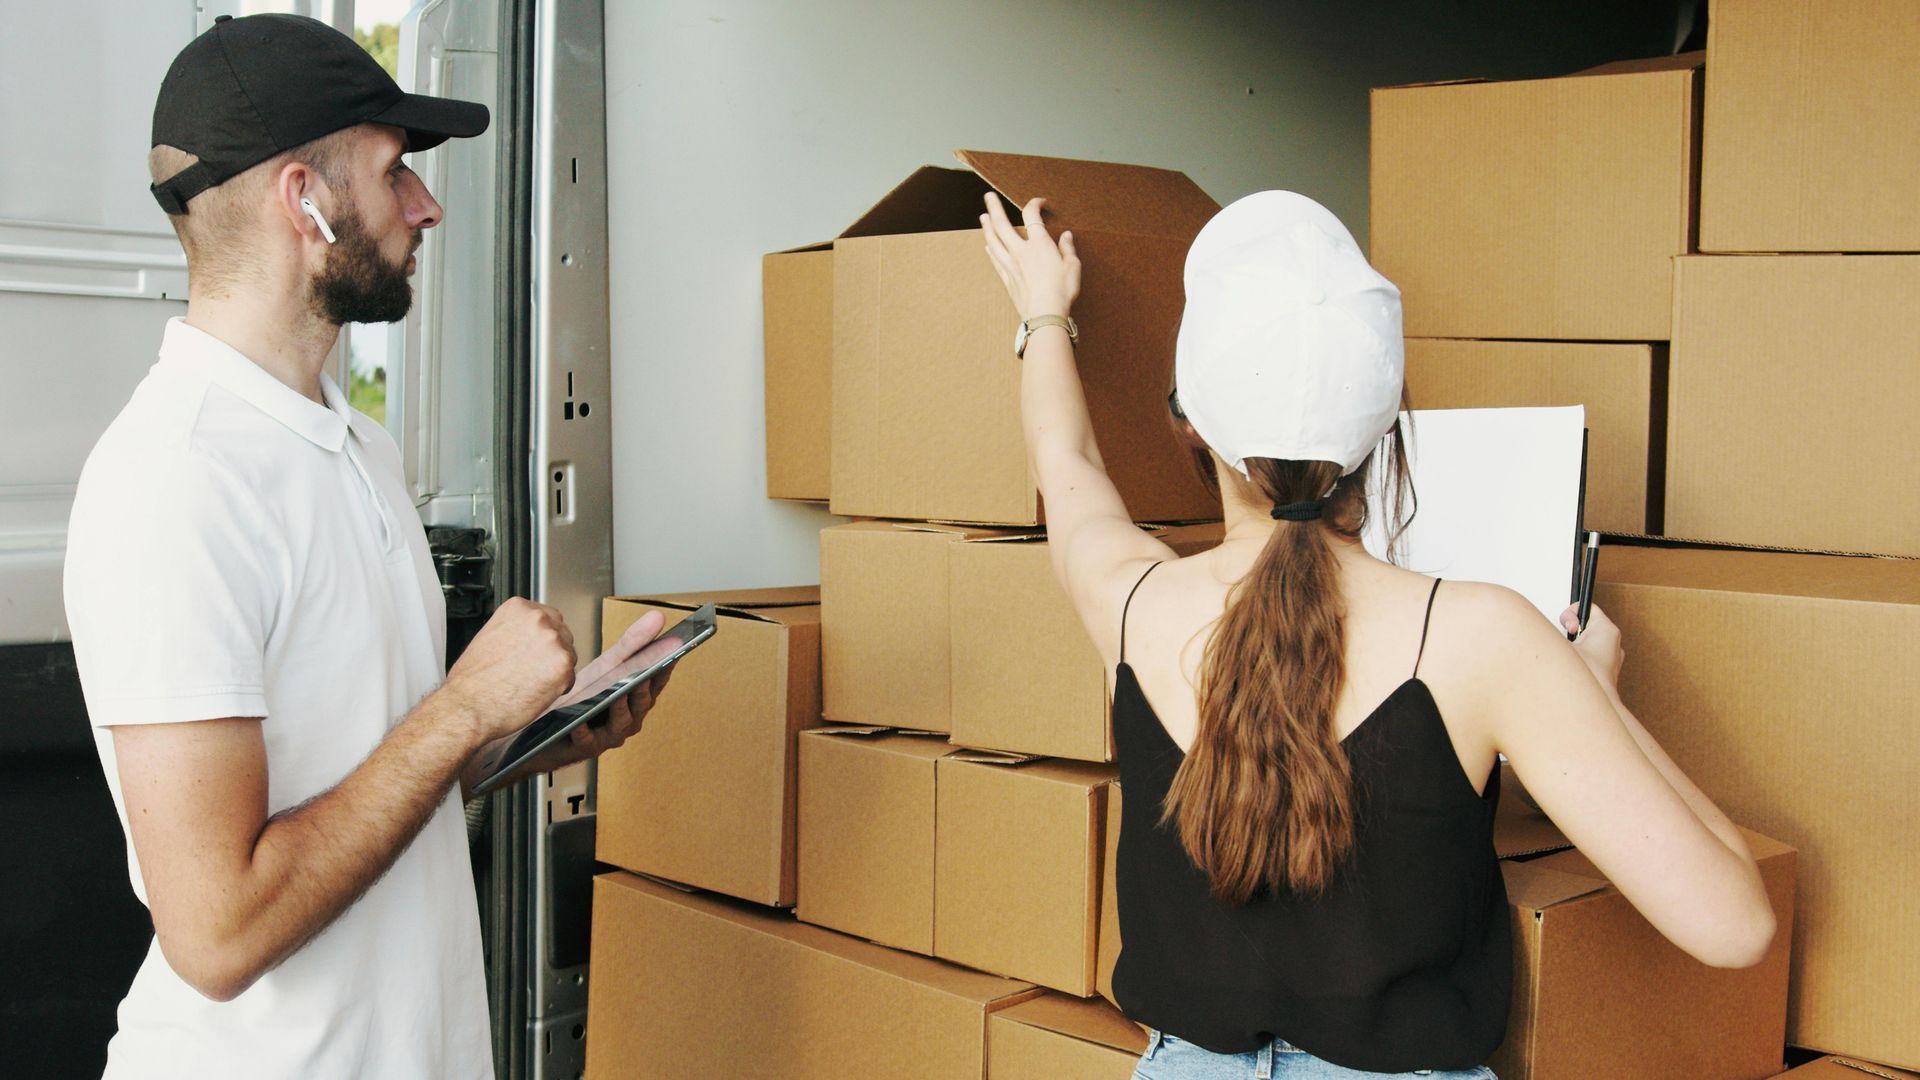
[347,24,398,428]
[351,367,387,426]
[355,24,400,78]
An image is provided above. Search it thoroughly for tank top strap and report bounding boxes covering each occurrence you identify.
[1412,578,1443,678]
[1119,561,1165,665]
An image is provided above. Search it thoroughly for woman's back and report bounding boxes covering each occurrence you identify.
[1109,550,1511,1071]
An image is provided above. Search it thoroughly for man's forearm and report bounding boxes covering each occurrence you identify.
[187,689,482,999]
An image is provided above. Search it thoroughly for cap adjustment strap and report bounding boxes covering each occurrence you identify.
[151,161,219,215]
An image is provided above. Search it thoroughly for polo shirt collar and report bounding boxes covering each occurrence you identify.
[160,317,350,452]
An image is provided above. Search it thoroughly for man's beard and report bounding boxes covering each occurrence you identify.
[309,207,418,325]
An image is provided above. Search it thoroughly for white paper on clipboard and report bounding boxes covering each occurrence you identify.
[1362,406,1587,623]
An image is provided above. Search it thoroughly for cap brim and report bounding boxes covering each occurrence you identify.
[371,93,491,152]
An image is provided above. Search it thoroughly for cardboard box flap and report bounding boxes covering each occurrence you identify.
[1605,531,1918,563]
[599,871,1031,1005]
[890,522,1024,540]
[840,165,999,239]
[957,532,1049,546]
[946,748,1044,766]
[1502,858,1611,912]
[801,726,954,762]
[955,149,1220,241]
[1570,50,1704,78]
[622,585,823,625]
[1376,76,1489,91]
[998,993,1151,1055]
[772,239,833,254]
[1601,545,1920,607]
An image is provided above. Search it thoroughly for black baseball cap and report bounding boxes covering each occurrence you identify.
[150,13,490,214]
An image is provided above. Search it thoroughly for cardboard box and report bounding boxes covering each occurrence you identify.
[1772,1057,1920,1080]
[1594,544,1920,1069]
[934,753,1117,995]
[820,521,1018,732]
[1370,55,1700,341]
[1491,801,1796,1080]
[1667,255,1920,558]
[763,248,834,501]
[585,871,1038,1080]
[1095,782,1122,1005]
[795,725,950,953]
[830,150,1221,526]
[1403,339,1665,534]
[986,993,1148,1079]
[949,522,1222,762]
[1701,1,1920,252]
[596,588,821,906]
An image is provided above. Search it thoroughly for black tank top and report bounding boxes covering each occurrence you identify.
[1110,566,1510,1072]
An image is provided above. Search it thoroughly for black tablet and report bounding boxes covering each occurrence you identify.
[468,603,718,798]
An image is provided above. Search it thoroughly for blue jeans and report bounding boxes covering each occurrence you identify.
[1132,1029,1497,1080]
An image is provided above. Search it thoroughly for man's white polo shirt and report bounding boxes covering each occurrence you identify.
[65,318,492,1079]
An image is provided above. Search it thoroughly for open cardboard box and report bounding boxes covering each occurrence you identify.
[1596,543,1920,1069]
[596,588,820,907]
[829,150,1221,526]
[585,870,1038,1080]
[1371,54,1701,341]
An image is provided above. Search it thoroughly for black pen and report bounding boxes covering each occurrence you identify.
[1569,531,1600,641]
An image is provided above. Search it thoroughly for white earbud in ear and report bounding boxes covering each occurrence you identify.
[299,196,337,244]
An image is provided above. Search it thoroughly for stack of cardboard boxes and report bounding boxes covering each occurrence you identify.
[1373,2,1919,1075]
[585,150,1227,1078]
[585,4,1914,1072]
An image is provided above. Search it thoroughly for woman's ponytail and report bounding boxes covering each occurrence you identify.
[1161,422,1413,904]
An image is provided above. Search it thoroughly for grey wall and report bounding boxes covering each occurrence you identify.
[601,0,1687,595]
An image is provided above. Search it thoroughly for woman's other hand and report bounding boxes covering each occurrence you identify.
[1562,602,1625,690]
[981,193,1082,321]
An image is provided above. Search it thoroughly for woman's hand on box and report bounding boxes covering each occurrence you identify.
[981,193,1081,321]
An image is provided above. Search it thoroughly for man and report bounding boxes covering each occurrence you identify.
[64,15,668,1077]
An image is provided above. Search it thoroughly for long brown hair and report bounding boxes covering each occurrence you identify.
[1160,416,1416,904]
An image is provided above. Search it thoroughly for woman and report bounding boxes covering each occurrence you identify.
[978,189,1773,1079]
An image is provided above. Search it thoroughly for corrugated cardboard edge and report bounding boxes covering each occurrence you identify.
[1570,50,1704,78]
[1604,531,1920,563]
[1375,50,1702,93]
[770,239,832,255]
[945,748,1045,766]
[1823,1059,1920,1080]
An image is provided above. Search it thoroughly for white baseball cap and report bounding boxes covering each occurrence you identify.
[1174,190,1404,478]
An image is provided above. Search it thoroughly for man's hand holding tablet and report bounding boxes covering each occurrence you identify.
[464,604,718,798]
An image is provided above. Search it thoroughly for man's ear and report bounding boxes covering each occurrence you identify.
[273,159,327,243]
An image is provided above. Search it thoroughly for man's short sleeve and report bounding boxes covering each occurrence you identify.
[65,448,278,727]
